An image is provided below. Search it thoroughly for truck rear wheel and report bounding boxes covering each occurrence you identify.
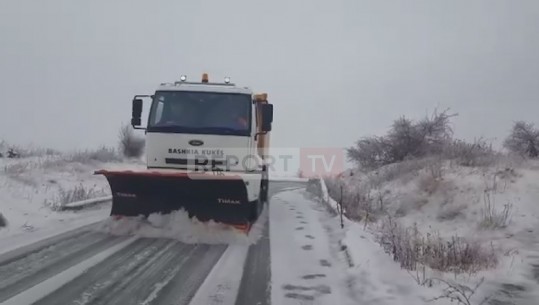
[249,197,263,222]
[260,179,269,203]
[260,166,269,204]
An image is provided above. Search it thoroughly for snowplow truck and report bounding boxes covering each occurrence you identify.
[95,73,273,232]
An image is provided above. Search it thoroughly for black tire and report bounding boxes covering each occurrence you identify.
[250,197,263,222]
[260,171,269,204]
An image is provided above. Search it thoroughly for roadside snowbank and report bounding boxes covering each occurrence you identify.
[271,187,468,304]
[0,154,143,242]
[317,159,539,304]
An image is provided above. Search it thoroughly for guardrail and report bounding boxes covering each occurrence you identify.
[60,196,113,211]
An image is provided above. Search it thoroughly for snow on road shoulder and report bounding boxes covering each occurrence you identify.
[332,220,439,304]
[270,189,355,305]
[0,210,107,257]
[272,185,482,305]
[0,155,130,251]
[94,205,268,245]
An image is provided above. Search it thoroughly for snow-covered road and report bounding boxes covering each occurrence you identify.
[0,180,359,305]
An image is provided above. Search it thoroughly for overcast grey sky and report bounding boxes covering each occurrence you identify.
[1,0,538,152]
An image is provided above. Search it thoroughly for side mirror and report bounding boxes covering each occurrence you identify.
[131,98,143,126]
[261,103,273,132]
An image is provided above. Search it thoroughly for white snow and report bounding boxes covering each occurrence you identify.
[319,158,539,304]
[272,185,464,304]
[188,245,250,305]
[269,189,356,305]
[0,154,143,250]
[0,215,105,257]
[94,204,269,245]
[331,220,439,304]
[0,236,138,305]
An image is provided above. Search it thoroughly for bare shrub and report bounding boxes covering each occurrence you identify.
[386,116,424,161]
[0,213,7,228]
[306,178,324,198]
[445,138,497,167]
[118,124,145,158]
[0,141,60,158]
[492,167,521,191]
[427,158,444,180]
[503,121,539,158]
[66,146,121,164]
[3,162,32,175]
[367,157,432,188]
[12,146,59,158]
[377,217,497,274]
[478,191,512,229]
[347,109,456,170]
[346,136,390,170]
[429,277,491,305]
[405,158,445,195]
[323,177,379,222]
[45,184,108,211]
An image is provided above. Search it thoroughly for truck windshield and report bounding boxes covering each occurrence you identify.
[147,90,252,136]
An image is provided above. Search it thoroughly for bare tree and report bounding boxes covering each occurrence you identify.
[347,109,457,169]
[346,136,391,170]
[387,116,423,161]
[415,109,456,155]
[118,124,145,158]
[503,121,539,158]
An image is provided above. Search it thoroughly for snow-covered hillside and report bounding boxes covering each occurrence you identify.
[0,150,145,251]
[319,156,539,304]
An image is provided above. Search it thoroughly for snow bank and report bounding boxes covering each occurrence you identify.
[317,158,539,304]
[342,223,440,304]
[271,187,469,304]
[318,176,348,216]
[94,206,268,245]
[0,154,142,245]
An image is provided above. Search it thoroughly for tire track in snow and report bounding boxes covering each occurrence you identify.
[33,239,227,305]
[33,238,173,305]
[148,244,227,305]
[0,231,122,302]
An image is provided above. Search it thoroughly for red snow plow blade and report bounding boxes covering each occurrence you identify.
[95,169,262,232]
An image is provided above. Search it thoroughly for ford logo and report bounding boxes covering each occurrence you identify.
[189,140,204,146]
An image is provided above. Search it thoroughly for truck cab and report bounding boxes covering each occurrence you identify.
[131,74,273,174]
